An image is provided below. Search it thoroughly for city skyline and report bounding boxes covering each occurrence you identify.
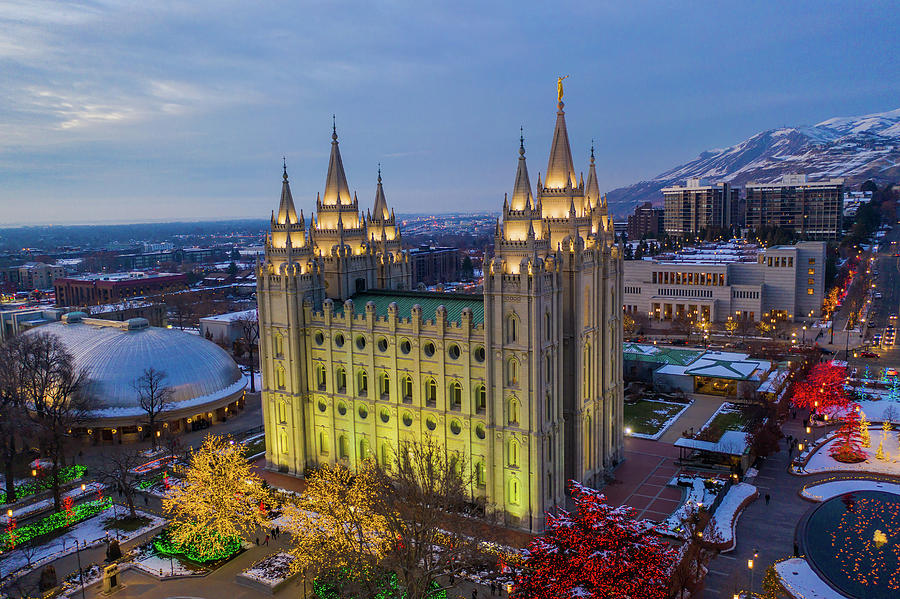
[2,1,899,225]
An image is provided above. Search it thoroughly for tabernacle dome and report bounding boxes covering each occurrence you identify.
[29,312,247,443]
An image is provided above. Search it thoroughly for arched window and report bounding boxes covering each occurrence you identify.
[336,367,347,393]
[277,401,286,423]
[508,397,519,426]
[545,392,552,422]
[338,435,349,459]
[316,364,327,391]
[508,439,519,467]
[449,381,462,408]
[475,461,486,488]
[275,364,286,389]
[425,378,437,405]
[359,437,370,461]
[583,344,591,399]
[402,375,413,401]
[357,370,368,396]
[584,414,592,470]
[319,431,329,455]
[274,333,284,357]
[378,372,390,398]
[507,314,518,344]
[545,311,552,341]
[508,477,520,504]
[507,358,519,386]
[279,429,288,454]
[475,384,486,412]
[545,353,552,383]
[380,443,392,469]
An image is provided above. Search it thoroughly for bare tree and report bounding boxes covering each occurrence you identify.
[133,367,173,450]
[233,310,259,393]
[377,439,481,599]
[0,336,35,504]
[97,450,144,519]
[21,332,94,511]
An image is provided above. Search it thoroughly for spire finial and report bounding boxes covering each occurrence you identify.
[282,156,288,180]
[332,114,337,141]
[590,139,595,164]
[377,162,382,182]
[519,126,525,157]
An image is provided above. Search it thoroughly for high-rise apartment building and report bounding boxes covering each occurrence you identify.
[662,178,737,238]
[745,175,844,240]
[257,90,624,531]
[627,201,664,239]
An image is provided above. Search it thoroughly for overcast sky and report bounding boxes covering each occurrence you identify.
[2,1,899,225]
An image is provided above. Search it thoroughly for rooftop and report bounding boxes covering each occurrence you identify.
[59,272,184,282]
[656,350,770,381]
[647,241,761,265]
[622,343,704,366]
[339,290,484,325]
[200,309,257,323]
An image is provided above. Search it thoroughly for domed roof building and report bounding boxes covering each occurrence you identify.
[31,312,247,443]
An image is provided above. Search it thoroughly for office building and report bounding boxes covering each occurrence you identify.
[745,175,843,240]
[662,178,737,238]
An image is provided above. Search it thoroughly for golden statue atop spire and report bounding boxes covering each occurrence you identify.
[557,75,569,103]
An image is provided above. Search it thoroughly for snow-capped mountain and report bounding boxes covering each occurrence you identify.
[607,108,900,217]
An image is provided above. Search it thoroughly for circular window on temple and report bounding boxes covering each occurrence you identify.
[380,409,390,423]
[475,423,486,439]
[402,412,413,427]
[474,346,486,362]
[448,344,461,360]
[399,339,411,354]
[377,337,389,352]
[450,419,462,435]
[423,341,435,357]
[334,333,345,347]
[317,400,327,412]
[356,336,366,350]
[314,332,325,345]
[357,405,368,419]
[425,416,437,431]
[337,402,347,415]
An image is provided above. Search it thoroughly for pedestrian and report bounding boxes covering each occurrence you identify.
[144,495,148,506]
[264,534,269,546]
[491,582,497,596]
[472,589,478,599]
[275,525,280,538]
[255,537,259,546]
[793,542,799,556]
[449,574,454,585]
[765,493,771,505]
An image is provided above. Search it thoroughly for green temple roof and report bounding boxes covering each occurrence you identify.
[622,343,705,366]
[340,290,484,325]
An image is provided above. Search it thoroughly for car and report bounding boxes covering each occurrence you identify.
[885,368,899,377]
[874,292,883,299]
[817,347,834,355]
[861,351,880,359]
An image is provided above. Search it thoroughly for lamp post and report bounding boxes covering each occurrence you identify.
[75,539,87,599]
[747,558,754,596]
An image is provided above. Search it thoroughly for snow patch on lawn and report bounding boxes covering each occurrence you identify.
[656,475,723,537]
[241,551,296,586]
[774,557,847,599]
[706,483,757,550]
[800,478,900,501]
[628,399,693,440]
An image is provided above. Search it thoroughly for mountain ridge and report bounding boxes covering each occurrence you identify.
[606,108,900,218]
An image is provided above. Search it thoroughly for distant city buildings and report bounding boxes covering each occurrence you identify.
[622,240,826,323]
[54,272,188,306]
[843,190,874,219]
[662,178,737,238]
[626,201,664,239]
[408,245,460,287]
[745,174,844,240]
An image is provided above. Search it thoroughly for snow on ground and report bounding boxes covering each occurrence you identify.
[241,551,296,586]
[131,545,203,577]
[657,475,723,537]
[629,399,693,441]
[774,558,846,599]
[0,483,105,524]
[0,508,165,575]
[800,478,900,501]
[801,427,900,475]
[706,483,756,550]
[855,399,900,424]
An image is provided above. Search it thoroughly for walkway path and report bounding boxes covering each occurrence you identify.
[604,438,683,521]
[659,394,727,443]
[702,410,840,598]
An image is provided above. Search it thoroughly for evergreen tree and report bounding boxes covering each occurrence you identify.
[859,411,871,448]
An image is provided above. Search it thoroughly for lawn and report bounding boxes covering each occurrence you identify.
[697,403,749,442]
[624,399,689,438]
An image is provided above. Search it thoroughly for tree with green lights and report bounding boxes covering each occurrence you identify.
[163,435,273,560]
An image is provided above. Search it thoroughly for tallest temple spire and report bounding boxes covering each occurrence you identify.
[544,92,577,190]
[323,116,353,205]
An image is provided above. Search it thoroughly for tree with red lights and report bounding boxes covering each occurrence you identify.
[511,482,677,599]
[791,363,849,416]
[829,403,866,463]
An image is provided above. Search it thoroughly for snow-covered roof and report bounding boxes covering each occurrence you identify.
[656,351,769,381]
[622,343,704,366]
[674,430,749,456]
[200,309,257,323]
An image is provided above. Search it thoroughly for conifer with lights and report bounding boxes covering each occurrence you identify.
[859,410,871,448]
[163,435,273,561]
[511,482,677,599]
[829,404,866,463]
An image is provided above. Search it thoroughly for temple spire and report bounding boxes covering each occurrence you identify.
[585,139,601,210]
[510,128,533,211]
[276,159,298,224]
[372,163,389,219]
[323,117,352,205]
[545,96,577,189]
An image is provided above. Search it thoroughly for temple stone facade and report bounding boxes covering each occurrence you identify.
[258,94,624,531]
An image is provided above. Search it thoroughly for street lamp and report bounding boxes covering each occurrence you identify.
[748,558,754,595]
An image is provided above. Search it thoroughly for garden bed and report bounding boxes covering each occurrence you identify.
[624,399,692,440]
[696,403,749,442]
[236,551,298,594]
[705,482,757,551]
[0,465,88,504]
[656,474,725,538]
